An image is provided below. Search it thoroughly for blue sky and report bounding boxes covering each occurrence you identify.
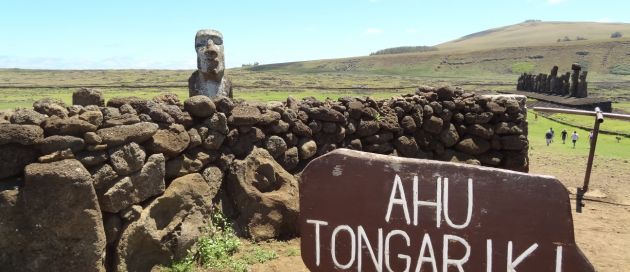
[0,0,628,69]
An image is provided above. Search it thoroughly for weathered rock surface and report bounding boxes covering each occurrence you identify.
[108,142,146,175]
[184,95,216,117]
[0,159,107,272]
[42,116,98,136]
[115,173,214,272]
[73,88,105,106]
[147,124,190,158]
[38,135,85,154]
[0,124,44,145]
[0,144,37,179]
[227,148,299,241]
[97,122,159,147]
[99,154,166,213]
[9,109,45,125]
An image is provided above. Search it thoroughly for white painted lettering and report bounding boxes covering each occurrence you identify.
[442,234,471,272]
[306,219,328,266]
[555,246,563,272]
[385,230,411,272]
[415,233,438,272]
[486,239,492,272]
[414,176,442,228]
[331,225,356,269]
[386,174,411,224]
[357,226,384,272]
[443,178,473,229]
[507,241,539,272]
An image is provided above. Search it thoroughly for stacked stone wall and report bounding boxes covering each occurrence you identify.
[0,86,528,271]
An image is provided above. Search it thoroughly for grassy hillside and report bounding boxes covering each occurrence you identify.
[438,21,630,51]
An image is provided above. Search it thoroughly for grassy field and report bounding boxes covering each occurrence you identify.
[547,112,630,135]
[528,111,630,160]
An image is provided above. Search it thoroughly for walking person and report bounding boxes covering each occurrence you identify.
[550,128,555,143]
[545,130,553,146]
[572,131,579,148]
[561,129,568,144]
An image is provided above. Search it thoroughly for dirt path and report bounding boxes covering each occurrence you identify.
[251,149,630,271]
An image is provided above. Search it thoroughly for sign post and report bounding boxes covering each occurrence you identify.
[300,149,594,271]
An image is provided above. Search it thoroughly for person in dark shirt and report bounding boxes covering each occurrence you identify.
[561,129,568,144]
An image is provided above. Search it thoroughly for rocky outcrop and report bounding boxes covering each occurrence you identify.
[115,173,214,272]
[227,148,299,241]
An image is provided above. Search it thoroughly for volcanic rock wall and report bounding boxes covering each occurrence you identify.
[0,86,528,271]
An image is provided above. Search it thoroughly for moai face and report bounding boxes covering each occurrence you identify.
[195,29,225,76]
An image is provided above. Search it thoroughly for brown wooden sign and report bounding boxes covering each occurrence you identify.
[300,149,594,272]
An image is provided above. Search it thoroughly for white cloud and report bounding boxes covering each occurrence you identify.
[365,28,383,35]
[405,28,417,34]
[547,0,566,5]
[595,17,612,23]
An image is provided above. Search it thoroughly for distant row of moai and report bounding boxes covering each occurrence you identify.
[517,64,588,98]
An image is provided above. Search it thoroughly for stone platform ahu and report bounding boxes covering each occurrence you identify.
[300,149,595,271]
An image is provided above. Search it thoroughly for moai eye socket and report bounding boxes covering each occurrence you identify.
[210,36,223,45]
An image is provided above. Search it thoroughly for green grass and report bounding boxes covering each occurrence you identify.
[547,113,630,135]
[511,62,536,74]
[528,111,630,160]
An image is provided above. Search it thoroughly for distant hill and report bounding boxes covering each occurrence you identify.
[437,21,630,51]
[247,21,630,77]
[370,46,438,56]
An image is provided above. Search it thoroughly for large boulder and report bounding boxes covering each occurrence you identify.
[97,122,159,147]
[0,159,106,271]
[146,124,190,158]
[99,154,166,213]
[115,173,214,272]
[0,124,44,145]
[227,148,299,241]
[72,88,105,106]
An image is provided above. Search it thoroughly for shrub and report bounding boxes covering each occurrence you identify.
[168,211,247,272]
[610,64,630,75]
[611,31,623,38]
[576,36,588,41]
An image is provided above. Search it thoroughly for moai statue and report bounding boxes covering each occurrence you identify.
[577,71,588,98]
[562,72,571,95]
[541,74,549,93]
[549,66,559,94]
[569,63,581,97]
[188,29,233,98]
[517,74,525,90]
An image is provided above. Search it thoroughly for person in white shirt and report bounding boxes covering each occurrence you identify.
[571,131,579,148]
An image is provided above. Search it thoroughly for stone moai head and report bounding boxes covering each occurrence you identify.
[571,63,581,71]
[195,29,225,77]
